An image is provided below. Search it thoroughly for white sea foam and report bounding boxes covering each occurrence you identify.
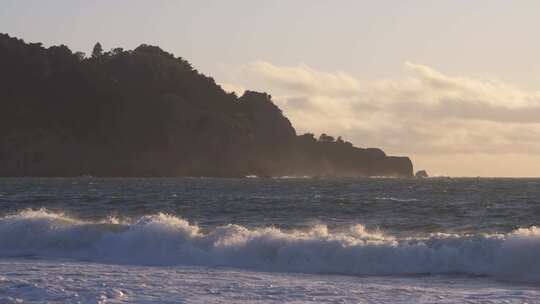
[1,209,540,282]
[3,259,539,304]
[374,196,420,202]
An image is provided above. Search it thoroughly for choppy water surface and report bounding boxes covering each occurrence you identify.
[2,177,540,234]
[1,177,540,303]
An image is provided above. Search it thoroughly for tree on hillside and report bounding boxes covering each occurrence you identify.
[318,133,335,142]
[91,42,103,58]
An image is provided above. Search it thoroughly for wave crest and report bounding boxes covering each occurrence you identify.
[1,209,539,282]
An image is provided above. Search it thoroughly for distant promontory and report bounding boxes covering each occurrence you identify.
[0,34,413,177]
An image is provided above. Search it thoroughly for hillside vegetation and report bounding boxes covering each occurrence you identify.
[0,34,412,177]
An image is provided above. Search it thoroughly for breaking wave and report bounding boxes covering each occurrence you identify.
[1,209,540,282]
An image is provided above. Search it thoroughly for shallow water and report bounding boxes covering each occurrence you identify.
[1,177,540,303]
[2,259,539,303]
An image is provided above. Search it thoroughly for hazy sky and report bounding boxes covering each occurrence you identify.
[3,1,540,177]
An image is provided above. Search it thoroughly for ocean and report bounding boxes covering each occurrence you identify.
[1,177,539,303]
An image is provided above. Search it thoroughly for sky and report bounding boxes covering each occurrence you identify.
[2,0,540,177]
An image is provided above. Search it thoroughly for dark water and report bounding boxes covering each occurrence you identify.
[1,177,539,236]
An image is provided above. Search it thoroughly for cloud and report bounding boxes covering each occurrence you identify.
[244,61,362,97]
[220,61,540,165]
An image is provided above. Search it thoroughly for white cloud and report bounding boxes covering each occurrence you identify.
[220,61,540,176]
[245,61,362,97]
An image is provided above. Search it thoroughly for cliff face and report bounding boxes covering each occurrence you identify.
[0,34,413,177]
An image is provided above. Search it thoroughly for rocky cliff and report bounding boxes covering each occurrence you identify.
[0,34,413,177]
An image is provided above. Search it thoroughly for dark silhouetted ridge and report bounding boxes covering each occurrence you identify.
[0,33,413,177]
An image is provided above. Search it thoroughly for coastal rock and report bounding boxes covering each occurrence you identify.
[415,170,429,178]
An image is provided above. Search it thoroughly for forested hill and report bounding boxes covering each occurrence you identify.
[0,33,413,177]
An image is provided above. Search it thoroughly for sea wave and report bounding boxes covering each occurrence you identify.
[1,209,539,282]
